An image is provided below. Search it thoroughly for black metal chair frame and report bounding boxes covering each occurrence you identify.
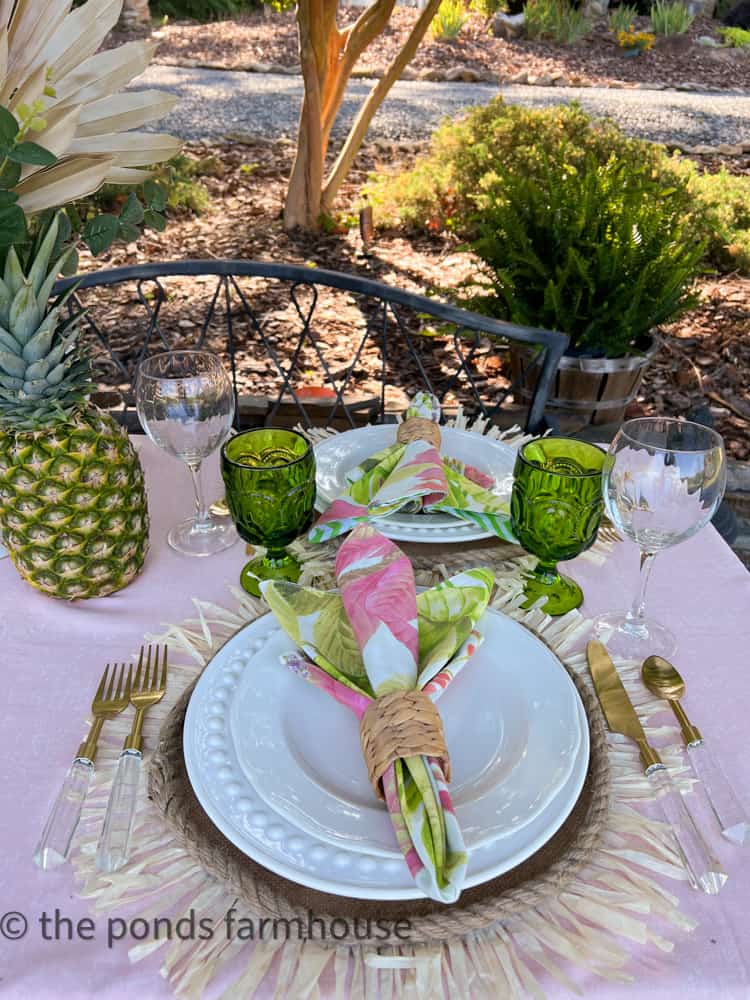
[54,259,568,435]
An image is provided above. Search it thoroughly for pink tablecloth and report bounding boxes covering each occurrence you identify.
[1,436,749,999]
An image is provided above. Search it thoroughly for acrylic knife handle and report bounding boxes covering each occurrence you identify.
[686,741,750,847]
[33,758,93,870]
[648,764,726,894]
[96,750,142,873]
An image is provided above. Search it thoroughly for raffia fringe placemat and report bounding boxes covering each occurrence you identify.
[67,415,697,997]
[70,589,697,999]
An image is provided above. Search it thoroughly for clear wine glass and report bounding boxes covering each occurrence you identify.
[593,417,726,659]
[135,350,237,557]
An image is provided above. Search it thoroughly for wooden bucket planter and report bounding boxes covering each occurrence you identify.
[510,337,660,431]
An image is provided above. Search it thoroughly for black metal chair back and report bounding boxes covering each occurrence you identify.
[54,260,568,434]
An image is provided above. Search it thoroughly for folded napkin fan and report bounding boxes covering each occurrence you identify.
[261,524,494,903]
[308,392,516,543]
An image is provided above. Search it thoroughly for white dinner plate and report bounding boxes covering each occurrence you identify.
[313,426,517,543]
[230,609,582,857]
[184,612,590,900]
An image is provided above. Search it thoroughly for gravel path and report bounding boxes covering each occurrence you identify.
[137,65,750,147]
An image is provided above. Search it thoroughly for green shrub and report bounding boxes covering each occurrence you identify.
[431,0,469,39]
[649,0,694,35]
[369,101,668,234]
[368,99,750,282]
[670,163,750,273]
[719,26,750,47]
[608,3,640,32]
[466,151,702,357]
[153,0,256,21]
[524,0,591,42]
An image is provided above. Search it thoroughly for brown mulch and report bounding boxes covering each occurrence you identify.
[110,8,749,91]
[80,139,750,458]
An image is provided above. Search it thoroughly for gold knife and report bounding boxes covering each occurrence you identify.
[587,640,726,895]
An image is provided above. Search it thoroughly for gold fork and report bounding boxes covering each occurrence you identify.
[598,520,624,544]
[96,645,168,873]
[34,663,132,870]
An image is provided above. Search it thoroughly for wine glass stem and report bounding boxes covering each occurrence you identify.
[187,461,210,527]
[628,550,657,625]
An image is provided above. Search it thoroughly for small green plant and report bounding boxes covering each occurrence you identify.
[649,0,694,35]
[524,0,591,44]
[719,26,750,47]
[470,0,507,14]
[80,153,210,224]
[431,0,468,39]
[608,3,640,32]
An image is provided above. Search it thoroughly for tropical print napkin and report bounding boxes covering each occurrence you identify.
[308,392,515,543]
[261,524,494,903]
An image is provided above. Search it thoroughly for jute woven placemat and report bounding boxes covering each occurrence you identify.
[148,611,609,948]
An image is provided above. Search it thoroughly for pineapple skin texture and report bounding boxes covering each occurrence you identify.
[0,406,150,600]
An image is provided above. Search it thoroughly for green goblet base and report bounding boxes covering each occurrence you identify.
[520,564,583,616]
[240,551,301,597]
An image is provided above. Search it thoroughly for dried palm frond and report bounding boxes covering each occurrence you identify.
[2,0,180,214]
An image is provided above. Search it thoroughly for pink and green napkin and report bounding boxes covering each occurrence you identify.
[308,392,515,544]
[260,524,494,903]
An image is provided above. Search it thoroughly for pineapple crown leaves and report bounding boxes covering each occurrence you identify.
[0,212,92,429]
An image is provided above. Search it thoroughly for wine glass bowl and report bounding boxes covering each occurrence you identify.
[221,428,317,596]
[594,417,726,658]
[135,350,237,557]
[511,438,606,615]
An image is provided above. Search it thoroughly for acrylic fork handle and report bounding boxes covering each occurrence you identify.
[33,758,93,870]
[686,741,750,847]
[96,750,142,873]
[647,764,727,894]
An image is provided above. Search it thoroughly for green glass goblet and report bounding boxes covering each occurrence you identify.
[510,438,606,615]
[221,428,317,597]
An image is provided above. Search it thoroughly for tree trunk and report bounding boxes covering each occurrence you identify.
[285,0,434,232]
[119,0,150,28]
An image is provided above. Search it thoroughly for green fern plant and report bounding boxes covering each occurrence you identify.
[467,152,703,357]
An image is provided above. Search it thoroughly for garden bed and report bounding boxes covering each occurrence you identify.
[80,138,750,459]
[111,7,749,91]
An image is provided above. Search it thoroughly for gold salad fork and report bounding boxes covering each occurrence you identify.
[96,645,168,872]
[34,663,132,870]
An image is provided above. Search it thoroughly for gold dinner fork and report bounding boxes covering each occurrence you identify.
[96,645,168,873]
[598,520,623,545]
[34,663,132,870]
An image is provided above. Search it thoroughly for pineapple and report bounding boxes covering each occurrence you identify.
[0,216,149,599]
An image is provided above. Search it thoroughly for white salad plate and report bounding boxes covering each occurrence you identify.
[184,611,590,900]
[230,609,582,857]
[313,425,517,543]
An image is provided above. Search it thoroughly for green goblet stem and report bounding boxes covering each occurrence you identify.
[240,549,302,597]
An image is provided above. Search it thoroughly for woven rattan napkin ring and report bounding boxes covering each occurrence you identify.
[359,689,450,800]
[396,416,441,449]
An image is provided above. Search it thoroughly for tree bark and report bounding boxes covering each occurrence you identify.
[119,0,150,28]
[284,0,428,232]
[321,0,442,215]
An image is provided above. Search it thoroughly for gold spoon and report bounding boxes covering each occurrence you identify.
[642,655,749,846]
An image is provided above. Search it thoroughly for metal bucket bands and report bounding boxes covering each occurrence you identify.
[511,338,660,430]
